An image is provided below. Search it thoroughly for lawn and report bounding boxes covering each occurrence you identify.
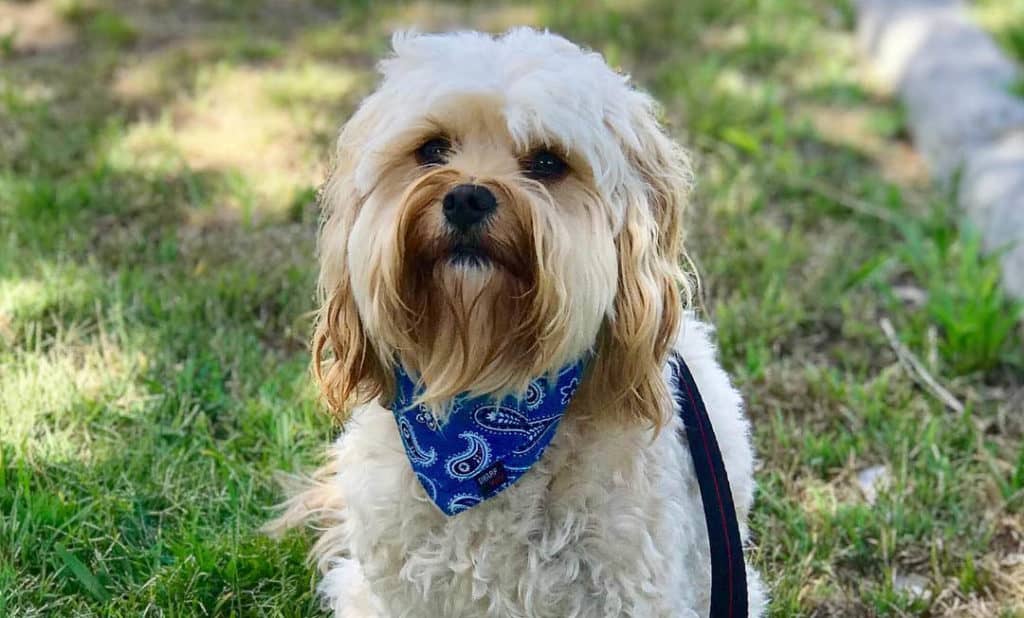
[1,0,1022,616]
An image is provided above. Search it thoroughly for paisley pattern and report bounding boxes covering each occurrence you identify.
[445,432,491,479]
[559,377,580,405]
[414,405,441,431]
[501,463,536,473]
[390,358,585,516]
[397,417,436,466]
[524,382,544,409]
[473,406,561,455]
[415,473,438,501]
[447,494,482,514]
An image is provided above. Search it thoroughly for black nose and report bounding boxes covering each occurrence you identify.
[442,184,497,231]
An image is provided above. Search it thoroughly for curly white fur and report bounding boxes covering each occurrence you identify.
[269,28,766,617]
[308,319,765,618]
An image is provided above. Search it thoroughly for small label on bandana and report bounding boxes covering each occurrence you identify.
[474,462,507,496]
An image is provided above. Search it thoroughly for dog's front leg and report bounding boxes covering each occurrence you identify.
[319,557,387,618]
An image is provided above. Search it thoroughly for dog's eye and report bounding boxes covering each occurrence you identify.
[523,149,569,181]
[415,137,452,166]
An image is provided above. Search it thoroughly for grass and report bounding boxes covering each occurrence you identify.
[976,0,1024,99]
[1,0,1022,615]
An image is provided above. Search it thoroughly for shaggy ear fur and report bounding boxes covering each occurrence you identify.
[587,98,693,429]
[313,103,389,420]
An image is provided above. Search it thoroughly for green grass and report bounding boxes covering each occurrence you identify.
[2,0,1022,615]
[977,0,1024,99]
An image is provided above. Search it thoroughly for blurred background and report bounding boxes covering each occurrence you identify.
[1,1,1022,615]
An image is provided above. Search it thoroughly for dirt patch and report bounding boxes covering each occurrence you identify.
[0,1,77,55]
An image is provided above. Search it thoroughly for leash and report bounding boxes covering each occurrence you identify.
[670,352,748,617]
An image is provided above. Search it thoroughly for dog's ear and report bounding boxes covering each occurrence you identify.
[590,96,693,429]
[312,106,389,421]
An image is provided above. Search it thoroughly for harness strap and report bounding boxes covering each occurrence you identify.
[670,352,748,617]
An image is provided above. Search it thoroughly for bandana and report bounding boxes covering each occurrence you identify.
[390,353,748,613]
[391,361,585,516]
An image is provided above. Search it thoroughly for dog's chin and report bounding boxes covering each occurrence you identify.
[389,242,546,398]
[445,243,493,269]
[433,245,519,310]
[426,239,531,293]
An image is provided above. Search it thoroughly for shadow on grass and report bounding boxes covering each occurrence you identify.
[0,229,327,611]
[3,0,1022,615]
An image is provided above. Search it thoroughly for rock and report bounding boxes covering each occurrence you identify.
[856,0,1024,299]
[856,464,890,505]
[892,572,931,601]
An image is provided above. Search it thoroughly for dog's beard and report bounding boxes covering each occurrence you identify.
[375,169,574,408]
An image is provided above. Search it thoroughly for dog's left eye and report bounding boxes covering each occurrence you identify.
[523,150,569,181]
[415,137,452,166]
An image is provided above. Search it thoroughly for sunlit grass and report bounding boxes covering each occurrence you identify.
[0,324,139,461]
[1,0,1021,615]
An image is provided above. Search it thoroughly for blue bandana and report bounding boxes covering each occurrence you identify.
[391,361,585,516]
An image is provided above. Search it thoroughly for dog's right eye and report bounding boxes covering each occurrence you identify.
[415,138,452,166]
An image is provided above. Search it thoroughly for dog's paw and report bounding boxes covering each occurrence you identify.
[320,557,384,618]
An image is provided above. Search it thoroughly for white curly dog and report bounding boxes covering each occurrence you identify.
[269,28,766,618]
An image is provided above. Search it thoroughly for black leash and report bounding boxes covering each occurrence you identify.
[670,352,748,617]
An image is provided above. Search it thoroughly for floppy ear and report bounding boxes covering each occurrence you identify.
[589,97,693,429]
[312,104,389,420]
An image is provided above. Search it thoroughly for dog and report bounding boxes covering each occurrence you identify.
[267,28,766,617]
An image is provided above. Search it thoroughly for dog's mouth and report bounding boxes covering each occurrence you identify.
[447,241,491,267]
[417,230,531,281]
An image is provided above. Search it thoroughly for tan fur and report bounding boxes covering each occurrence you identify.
[269,29,765,617]
[311,102,690,429]
[580,107,694,428]
[312,110,390,419]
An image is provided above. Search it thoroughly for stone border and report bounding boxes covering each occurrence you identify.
[857,0,1024,298]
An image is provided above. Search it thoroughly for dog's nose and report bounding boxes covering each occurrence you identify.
[442,184,497,231]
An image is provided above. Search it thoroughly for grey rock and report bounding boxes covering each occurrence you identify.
[856,0,1024,298]
[856,464,891,505]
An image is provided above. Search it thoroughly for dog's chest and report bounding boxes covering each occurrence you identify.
[336,405,711,618]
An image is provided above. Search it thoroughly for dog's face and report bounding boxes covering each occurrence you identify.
[316,29,692,425]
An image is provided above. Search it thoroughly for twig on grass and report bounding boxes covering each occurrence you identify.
[880,317,965,414]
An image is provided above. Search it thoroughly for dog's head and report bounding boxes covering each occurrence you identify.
[315,28,692,426]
